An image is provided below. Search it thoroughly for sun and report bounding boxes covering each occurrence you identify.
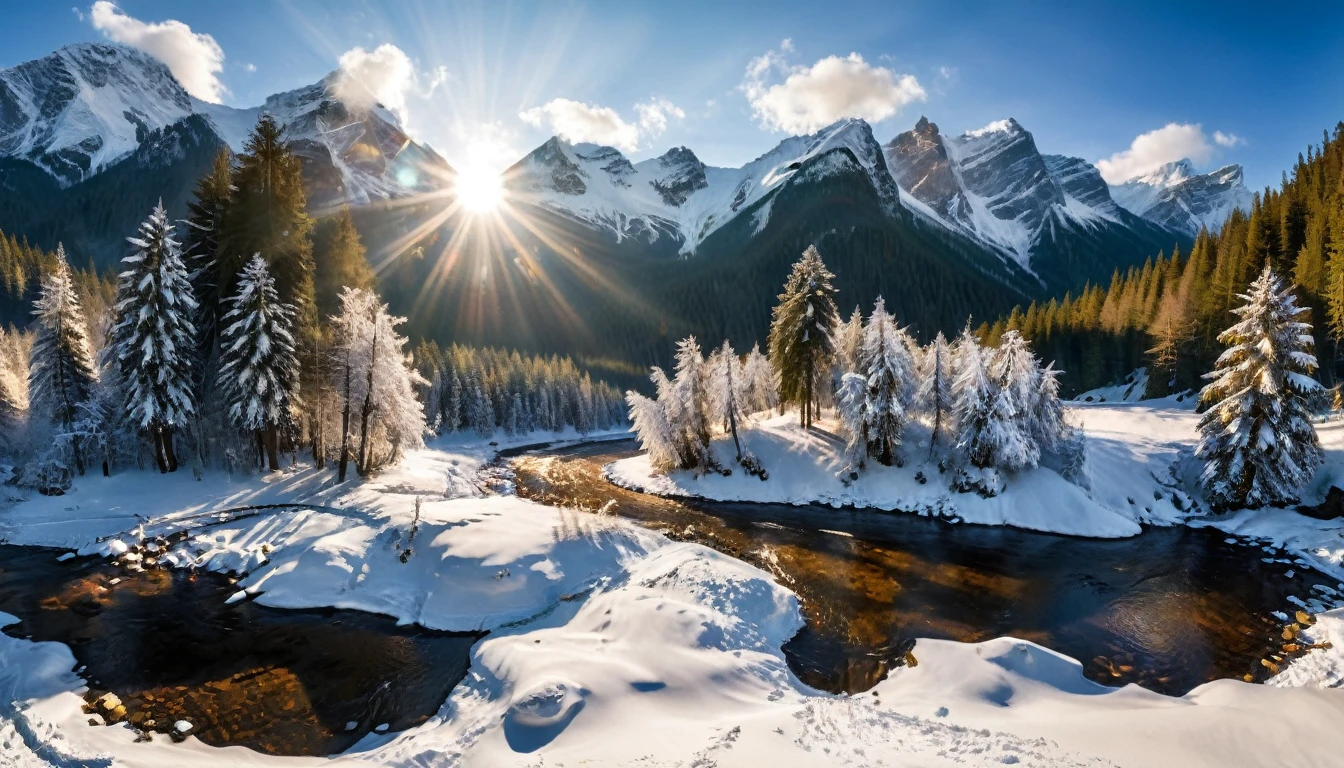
[455,165,504,213]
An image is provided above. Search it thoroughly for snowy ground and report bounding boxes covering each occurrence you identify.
[2,417,1344,766]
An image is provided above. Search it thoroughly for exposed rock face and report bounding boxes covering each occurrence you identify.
[1042,154,1122,218]
[0,43,193,185]
[648,146,707,206]
[947,118,1065,239]
[1,42,454,206]
[1109,160,1253,236]
[884,116,967,222]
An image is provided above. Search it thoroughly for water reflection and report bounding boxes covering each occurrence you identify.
[0,545,482,756]
[511,440,1318,695]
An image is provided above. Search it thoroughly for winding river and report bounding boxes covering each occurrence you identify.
[509,439,1329,696]
[0,436,1332,757]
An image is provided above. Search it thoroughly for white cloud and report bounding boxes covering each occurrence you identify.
[335,44,417,123]
[519,96,683,152]
[635,98,685,136]
[89,1,227,103]
[243,62,256,73]
[71,7,84,22]
[1214,130,1244,148]
[332,44,448,132]
[740,42,926,135]
[1096,123,1223,183]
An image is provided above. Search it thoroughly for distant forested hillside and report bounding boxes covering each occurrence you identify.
[981,122,1344,397]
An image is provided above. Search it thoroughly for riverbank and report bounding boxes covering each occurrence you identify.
[2,422,1344,766]
[607,403,1344,579]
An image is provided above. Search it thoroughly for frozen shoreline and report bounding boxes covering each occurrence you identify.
[2,416,1344,766]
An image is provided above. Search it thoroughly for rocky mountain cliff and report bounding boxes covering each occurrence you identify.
[1109,160,1254,236]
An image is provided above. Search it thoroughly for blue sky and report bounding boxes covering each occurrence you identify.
[5,0,1342,188]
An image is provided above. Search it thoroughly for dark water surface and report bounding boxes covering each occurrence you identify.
[510,439,1323,696]
[0,544,482,756]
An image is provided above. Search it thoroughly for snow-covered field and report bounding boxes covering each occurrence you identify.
[2,412,1344,767]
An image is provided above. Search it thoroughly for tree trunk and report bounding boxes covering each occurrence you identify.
[263,425,280,471]
[356,307,380,476]
[256,431,267,469]
[101,458,109,477]
[726,364,742,460]
[357,394,373,476]
[338,351,353,482]
[152,429,169,474]
[803,356,813,429]
[162,427,179,472]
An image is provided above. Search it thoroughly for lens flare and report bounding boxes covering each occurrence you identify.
[454,165,503,212]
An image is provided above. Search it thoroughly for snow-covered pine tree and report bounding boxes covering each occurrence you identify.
[708,340,748,461]
[29,244,99,475]
[627,380,680,472]
[768,245,839,429]
[987,330,1041,471]
[216,255,299,472]
[953,329,1015,470]
[833,305,865,393]
[468,368,494,437]
[918,332,954,456]
[741,343,777,413]
[0,326,31,447]
[110,202,198,473]
[69,378,120,477]
[1028,361,1069,454]
[670,336,714,470]
[836,371,869,471]
[1196,266,1324,509]
[859,297,914,466]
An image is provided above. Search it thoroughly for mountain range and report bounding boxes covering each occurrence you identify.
[0,42,1255,368]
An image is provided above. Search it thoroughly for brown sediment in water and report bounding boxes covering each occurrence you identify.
[0,544,482,756]
[508,439,1327,696]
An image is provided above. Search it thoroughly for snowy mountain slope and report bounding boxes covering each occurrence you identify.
[0,43,193,185]
[504,118,900,255]
[1109,159,1253,236]
[0,42,453,208]
[886,117,1141,268]
[884,117,1188,290]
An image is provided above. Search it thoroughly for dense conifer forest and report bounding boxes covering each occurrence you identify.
[980,123,1344,397]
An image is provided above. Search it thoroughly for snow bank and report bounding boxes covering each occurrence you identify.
[608,412,1146,538]
[4,422,1344,766]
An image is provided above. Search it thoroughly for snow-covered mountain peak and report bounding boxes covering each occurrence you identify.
[2,41,452,206]
[1,42,194,185]
[1109,159,1252,236]
[886,116,1153,269]
[505,117,899,255]
[639,146,708,206]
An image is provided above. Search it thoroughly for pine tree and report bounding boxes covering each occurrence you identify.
[768,245,839,429]
[182,148,233,382]
[670,336,713,470]
[859,297,913,466]
[833,305,864,393]
[741,343,777,413]
[918,332,954,455]
[987,331,1041,471]
[708,340,747,461]
[217,255,299,471]
[110,203,197,473]
[29,244,98,474]
[313,207,375,320]
[1196,266,1324,509]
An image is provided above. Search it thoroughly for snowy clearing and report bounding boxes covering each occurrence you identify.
[1,417,1343,766]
